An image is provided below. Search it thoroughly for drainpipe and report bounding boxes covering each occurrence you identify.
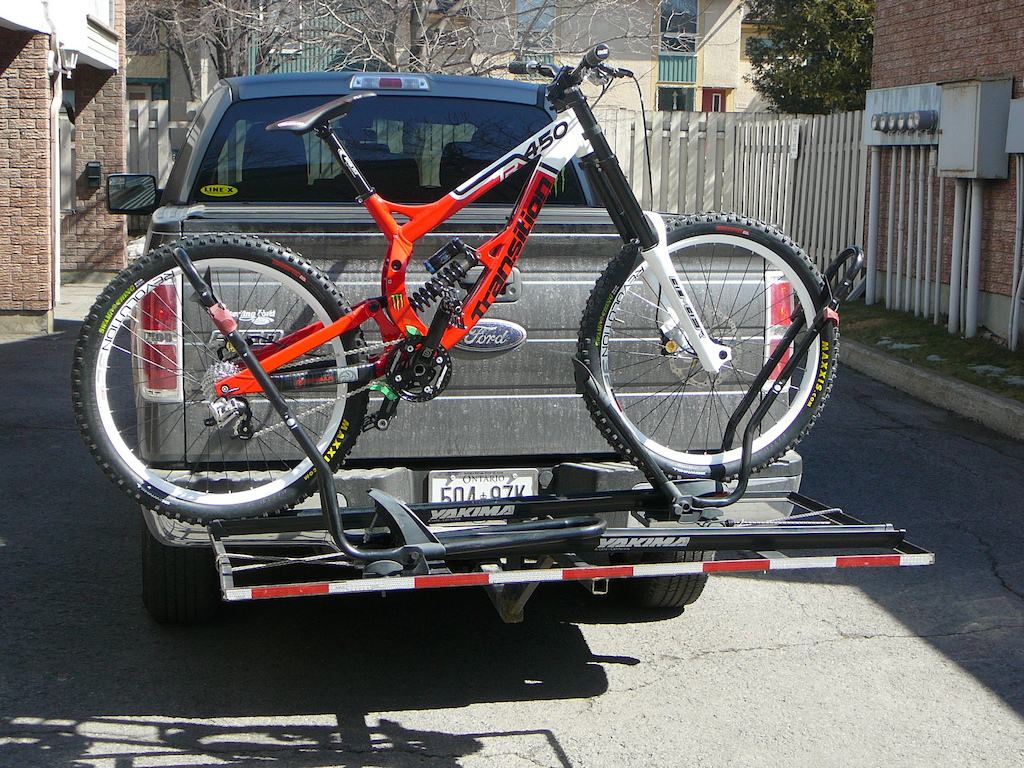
[896,148,907,311]
[49,56,62,311]
[923,149,935,317]
[934,175,945,325]
[1010,155,1024,351]
[866,146,881,304]
[906,147,919,312]
[964,178,984,338]
[947,179,967,335]
[885,151,898,308]
[914,149,926,315]
[43,1,62,312]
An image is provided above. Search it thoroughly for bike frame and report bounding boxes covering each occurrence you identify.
[213,90,730,399]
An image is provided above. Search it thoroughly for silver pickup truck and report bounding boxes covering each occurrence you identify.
[108,69,802,622]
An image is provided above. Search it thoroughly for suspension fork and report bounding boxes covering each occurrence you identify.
[638,214,733,374]
[569,89,731,374]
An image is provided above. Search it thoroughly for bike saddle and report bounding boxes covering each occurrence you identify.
[266,92,376,135]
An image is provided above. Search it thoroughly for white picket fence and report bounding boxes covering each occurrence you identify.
[127,98,866,272]
[597,107,868,273]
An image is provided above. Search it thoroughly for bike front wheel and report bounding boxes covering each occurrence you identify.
[72,236,368,523]
[578,213,837,479]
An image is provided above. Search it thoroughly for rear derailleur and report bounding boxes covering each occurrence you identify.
[204,395,254,440]
[202,358,254,439]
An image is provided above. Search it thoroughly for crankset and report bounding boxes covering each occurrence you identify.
[385,339,453,402]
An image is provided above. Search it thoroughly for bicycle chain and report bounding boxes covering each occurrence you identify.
[227,337,400,442]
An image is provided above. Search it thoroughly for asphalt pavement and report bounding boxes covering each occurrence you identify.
[1,285,1023,767]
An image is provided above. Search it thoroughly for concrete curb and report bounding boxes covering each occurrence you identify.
[841,340,1024,441]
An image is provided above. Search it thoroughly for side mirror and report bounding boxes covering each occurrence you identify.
[107,174,159,215]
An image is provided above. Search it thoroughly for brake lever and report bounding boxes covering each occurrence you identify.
[586,64,634,85]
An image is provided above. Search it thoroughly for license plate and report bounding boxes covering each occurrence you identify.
[428,469,538,504]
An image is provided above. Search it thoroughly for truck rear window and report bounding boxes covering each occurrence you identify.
[191,94,586,205]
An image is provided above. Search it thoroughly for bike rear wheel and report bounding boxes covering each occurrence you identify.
[578,213,837,479]
[72,236,368,523]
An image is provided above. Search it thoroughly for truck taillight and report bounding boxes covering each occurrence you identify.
[768,277,793,381]
[138,283,180,397]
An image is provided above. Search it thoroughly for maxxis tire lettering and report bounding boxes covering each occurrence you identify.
[71,234,369,524]
[577,212,837,480]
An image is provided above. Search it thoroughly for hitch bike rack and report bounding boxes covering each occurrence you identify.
[171,244,932,622]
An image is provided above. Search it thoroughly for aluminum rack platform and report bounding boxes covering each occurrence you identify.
[207,491,934,618]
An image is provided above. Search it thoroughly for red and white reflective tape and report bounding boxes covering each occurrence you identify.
[223,550,934,602]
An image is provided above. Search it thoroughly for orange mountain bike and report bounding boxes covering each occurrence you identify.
[72,46,850,533]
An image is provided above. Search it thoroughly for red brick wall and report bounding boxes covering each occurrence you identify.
[61,62,127,271]
[61,2,127,272]
[873,1,1024,97]
[0,31,52,314]
[871,0,1024,303]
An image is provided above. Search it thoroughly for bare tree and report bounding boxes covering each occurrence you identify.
[128,0,315,99]
[127,0,655,96]
[319,0,655,75]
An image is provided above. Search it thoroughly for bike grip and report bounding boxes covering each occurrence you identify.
[584,44,610,67]
[508,61,531,75]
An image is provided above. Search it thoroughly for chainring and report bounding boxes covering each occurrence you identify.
[385,340,452,402]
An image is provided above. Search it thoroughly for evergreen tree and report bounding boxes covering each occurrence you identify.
[745,0,874,114]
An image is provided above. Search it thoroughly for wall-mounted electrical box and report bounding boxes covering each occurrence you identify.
[937,78,1012,179]
[1005,98,1024,154]
[864,84,942,146]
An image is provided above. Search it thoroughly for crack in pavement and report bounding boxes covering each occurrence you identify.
[639,621,1024,670]
[955,523,1024,603]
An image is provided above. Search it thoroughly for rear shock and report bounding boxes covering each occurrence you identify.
[409,238,479,316]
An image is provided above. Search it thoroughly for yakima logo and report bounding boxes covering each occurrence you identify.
[430,504,515,521]
[596,535,691,550]
[454,319,527,356]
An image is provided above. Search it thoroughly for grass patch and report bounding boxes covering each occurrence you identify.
[838,300,1024,405]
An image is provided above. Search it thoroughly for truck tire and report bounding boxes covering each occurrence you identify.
[141,517,220,624]
[615,550,713,609]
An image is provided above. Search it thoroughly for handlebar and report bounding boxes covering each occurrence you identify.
[508,44,633,91]
[583,43,610,68]
[507,60,555,77]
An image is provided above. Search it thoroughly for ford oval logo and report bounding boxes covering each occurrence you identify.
[453,319,527,356]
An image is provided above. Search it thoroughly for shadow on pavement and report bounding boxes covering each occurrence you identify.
[4,322,1023,765]
[756,368,1024,716]
[0,323,646,767]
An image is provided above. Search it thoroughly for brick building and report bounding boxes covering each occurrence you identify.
[867,0,1024,342]
[0,1,126,335]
